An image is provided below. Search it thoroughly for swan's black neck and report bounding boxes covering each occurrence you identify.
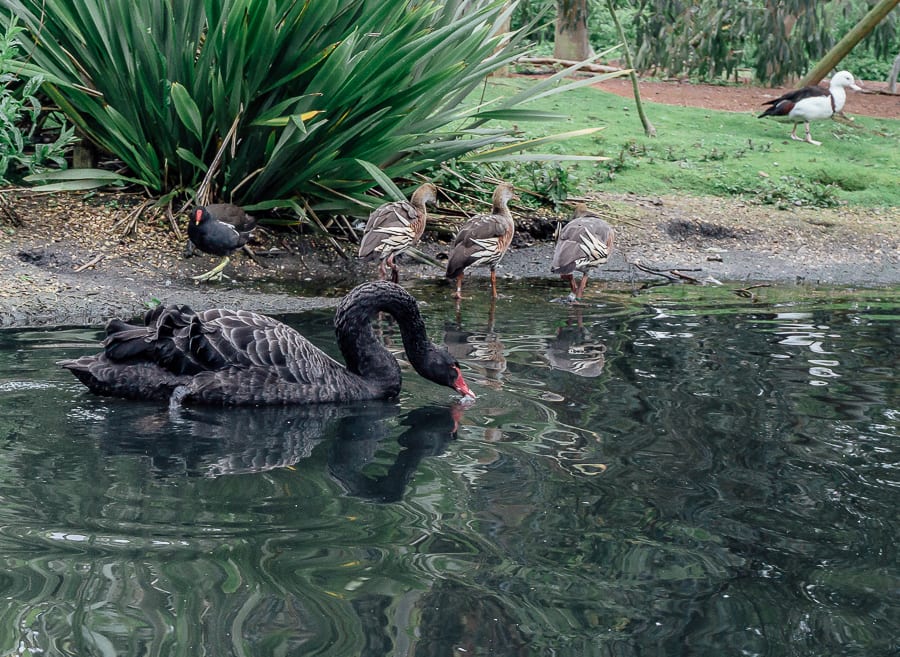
[334,282,432,397]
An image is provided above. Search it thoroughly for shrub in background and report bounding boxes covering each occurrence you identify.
[0,0,613,217]
[0,19,75,184]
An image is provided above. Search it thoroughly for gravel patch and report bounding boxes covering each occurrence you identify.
[1,190,897,329]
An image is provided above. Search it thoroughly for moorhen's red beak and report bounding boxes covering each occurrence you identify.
[193,209,203,225]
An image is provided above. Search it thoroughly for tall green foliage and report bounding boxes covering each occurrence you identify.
[0,19,75,184]
[0,0,608,212]
[512,0,899,85]
[634,0,834,85]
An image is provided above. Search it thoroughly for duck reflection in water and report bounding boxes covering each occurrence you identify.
[96,401,467,502]
[544,307,607,378]
[443,300,506,389]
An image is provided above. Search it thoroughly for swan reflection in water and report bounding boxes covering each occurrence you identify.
[94,401,467,502]
[544,307,607,378]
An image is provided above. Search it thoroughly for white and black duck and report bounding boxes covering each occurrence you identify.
[758,70,862,145]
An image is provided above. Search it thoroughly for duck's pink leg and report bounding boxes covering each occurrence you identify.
[453,273,464,299]
[803,122,821,146]
[576,273,590,299]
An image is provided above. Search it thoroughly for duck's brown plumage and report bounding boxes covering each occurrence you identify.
[445,183,516,299]
[551,203,614,300]
[358,183,437,282]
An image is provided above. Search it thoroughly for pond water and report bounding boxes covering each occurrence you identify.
[0,281,897,657]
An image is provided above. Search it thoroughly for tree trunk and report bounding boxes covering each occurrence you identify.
[492,2,513,77]
[554,0,594,61]
[888,52,900,94]
[800,0,900,86]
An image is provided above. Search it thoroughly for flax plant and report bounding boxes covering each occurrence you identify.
[0,0,617,216]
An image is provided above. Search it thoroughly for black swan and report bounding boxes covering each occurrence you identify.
[59,281,474,406]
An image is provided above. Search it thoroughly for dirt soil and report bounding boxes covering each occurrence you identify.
[1,79,898,330]
[594,77,900,119]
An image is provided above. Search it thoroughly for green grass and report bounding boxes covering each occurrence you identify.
[481,78,900,209]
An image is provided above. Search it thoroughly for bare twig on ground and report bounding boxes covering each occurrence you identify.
[734,283,771,300]
[301,199,348,260]
[632,261,701,281]
[166,205,184,241]
[73,253,105,272]
[0,191,22,226]
[112,198,155,237]
[517,57,621,74]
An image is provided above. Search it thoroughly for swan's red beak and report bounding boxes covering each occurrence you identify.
[452,367,475,399]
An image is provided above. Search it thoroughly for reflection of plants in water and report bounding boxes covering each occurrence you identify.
[0,396,470,656]
[5,289,900,656]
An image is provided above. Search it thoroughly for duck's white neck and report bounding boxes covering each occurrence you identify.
[829,86,848,113]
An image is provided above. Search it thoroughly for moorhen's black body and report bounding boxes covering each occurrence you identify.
[59,281,474,406]
[187,204,256,281]
[445,182,516,299]
[358,183,438,283]
[551,203,615,301]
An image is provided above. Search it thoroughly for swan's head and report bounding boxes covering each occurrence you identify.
[425,347,475,399]
[830,71,862,91]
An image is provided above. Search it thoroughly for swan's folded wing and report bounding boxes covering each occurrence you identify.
[185,364,372,405]
[195,309,348,384]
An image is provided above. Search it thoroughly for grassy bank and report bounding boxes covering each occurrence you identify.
[476,77,900,209]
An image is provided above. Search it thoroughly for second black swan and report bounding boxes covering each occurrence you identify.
[59,281,474,406]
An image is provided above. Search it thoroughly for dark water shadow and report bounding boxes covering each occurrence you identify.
[97,401,465,502]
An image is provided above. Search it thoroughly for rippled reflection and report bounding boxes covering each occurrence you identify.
[0,287,897,656]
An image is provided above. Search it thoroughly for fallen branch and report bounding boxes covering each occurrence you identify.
[166,204,184,242]
[632,261,705,282]
[633,262,680,281]
[671,269,702,284]
[734,283,771,299]
[113,198,155,237]
[73,253,105,272]
[517,56,622,74]
[302,198,348,260]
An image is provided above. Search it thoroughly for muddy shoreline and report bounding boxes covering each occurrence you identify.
[1,191,897,330]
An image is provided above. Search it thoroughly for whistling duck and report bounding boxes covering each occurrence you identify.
[758,70,862,145]
[59,281,474,406]
[358,183,438,283]
[445,183,517,299]
[187,204,256,282]
[551,203,615,301]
